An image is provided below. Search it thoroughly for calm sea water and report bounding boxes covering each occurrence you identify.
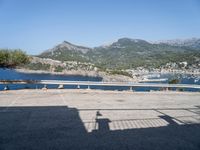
[0,68,199,91]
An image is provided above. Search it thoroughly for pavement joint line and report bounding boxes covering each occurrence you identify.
[0,90,27,112]
[58,90,68,106]
[57,90,97,132]
[58,90,102,131]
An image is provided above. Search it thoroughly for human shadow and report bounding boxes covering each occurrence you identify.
[0,106,200,150]
[93,111,111,133]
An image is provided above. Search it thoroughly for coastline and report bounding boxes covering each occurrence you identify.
[15,68,138,82]
[17,57,199,82]
[15,68,100,76]
[16,68,200,80]
[130,69,200,76]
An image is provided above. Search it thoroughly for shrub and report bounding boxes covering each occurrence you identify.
[0,49,29,67]
[54,66,64,72]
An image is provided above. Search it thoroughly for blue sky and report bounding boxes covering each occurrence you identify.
[0,0,200,54]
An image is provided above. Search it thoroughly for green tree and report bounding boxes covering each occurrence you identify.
[0,49,29,67]
[0,50,9,66]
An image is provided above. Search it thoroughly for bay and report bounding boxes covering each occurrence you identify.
[0,68,199,91]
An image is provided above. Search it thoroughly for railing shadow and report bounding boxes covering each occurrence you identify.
[0,106,200,150]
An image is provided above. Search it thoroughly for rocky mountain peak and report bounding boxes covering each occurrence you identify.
[109,38,149,48]
[42,41,91,55]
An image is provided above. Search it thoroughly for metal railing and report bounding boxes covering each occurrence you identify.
[0,80,200,90]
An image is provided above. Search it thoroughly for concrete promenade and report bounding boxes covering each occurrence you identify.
[0,89,200,150]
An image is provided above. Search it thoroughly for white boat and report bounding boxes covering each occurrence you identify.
[140,78,168,82]
[194,78,199,83]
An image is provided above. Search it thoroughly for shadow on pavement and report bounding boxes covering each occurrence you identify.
[0,106,200,150]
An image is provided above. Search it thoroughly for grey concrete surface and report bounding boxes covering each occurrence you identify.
[0,89,200,150]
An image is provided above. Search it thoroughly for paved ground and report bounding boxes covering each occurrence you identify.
[0,89,200,150]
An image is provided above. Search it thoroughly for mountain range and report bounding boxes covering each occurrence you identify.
[39,38,200,69]
[153,38,200,50]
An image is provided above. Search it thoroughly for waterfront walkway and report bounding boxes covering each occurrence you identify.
[0,90,200,150]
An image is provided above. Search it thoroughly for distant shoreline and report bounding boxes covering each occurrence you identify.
[15,68,138,82]
[13,68,200,84]
[15,68,99,76]
[15,68,200,77]
[149,70,200,75]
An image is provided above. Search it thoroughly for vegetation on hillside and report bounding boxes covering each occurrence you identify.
[39,38,200,70]
[0,49,29,67]
[54,66,64,72]
[40,48,89,62]
[88,39,200,69]
[25,62,50,71]
[108,70,132,78]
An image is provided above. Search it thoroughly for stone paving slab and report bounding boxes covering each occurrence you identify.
[0,89,200,150]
